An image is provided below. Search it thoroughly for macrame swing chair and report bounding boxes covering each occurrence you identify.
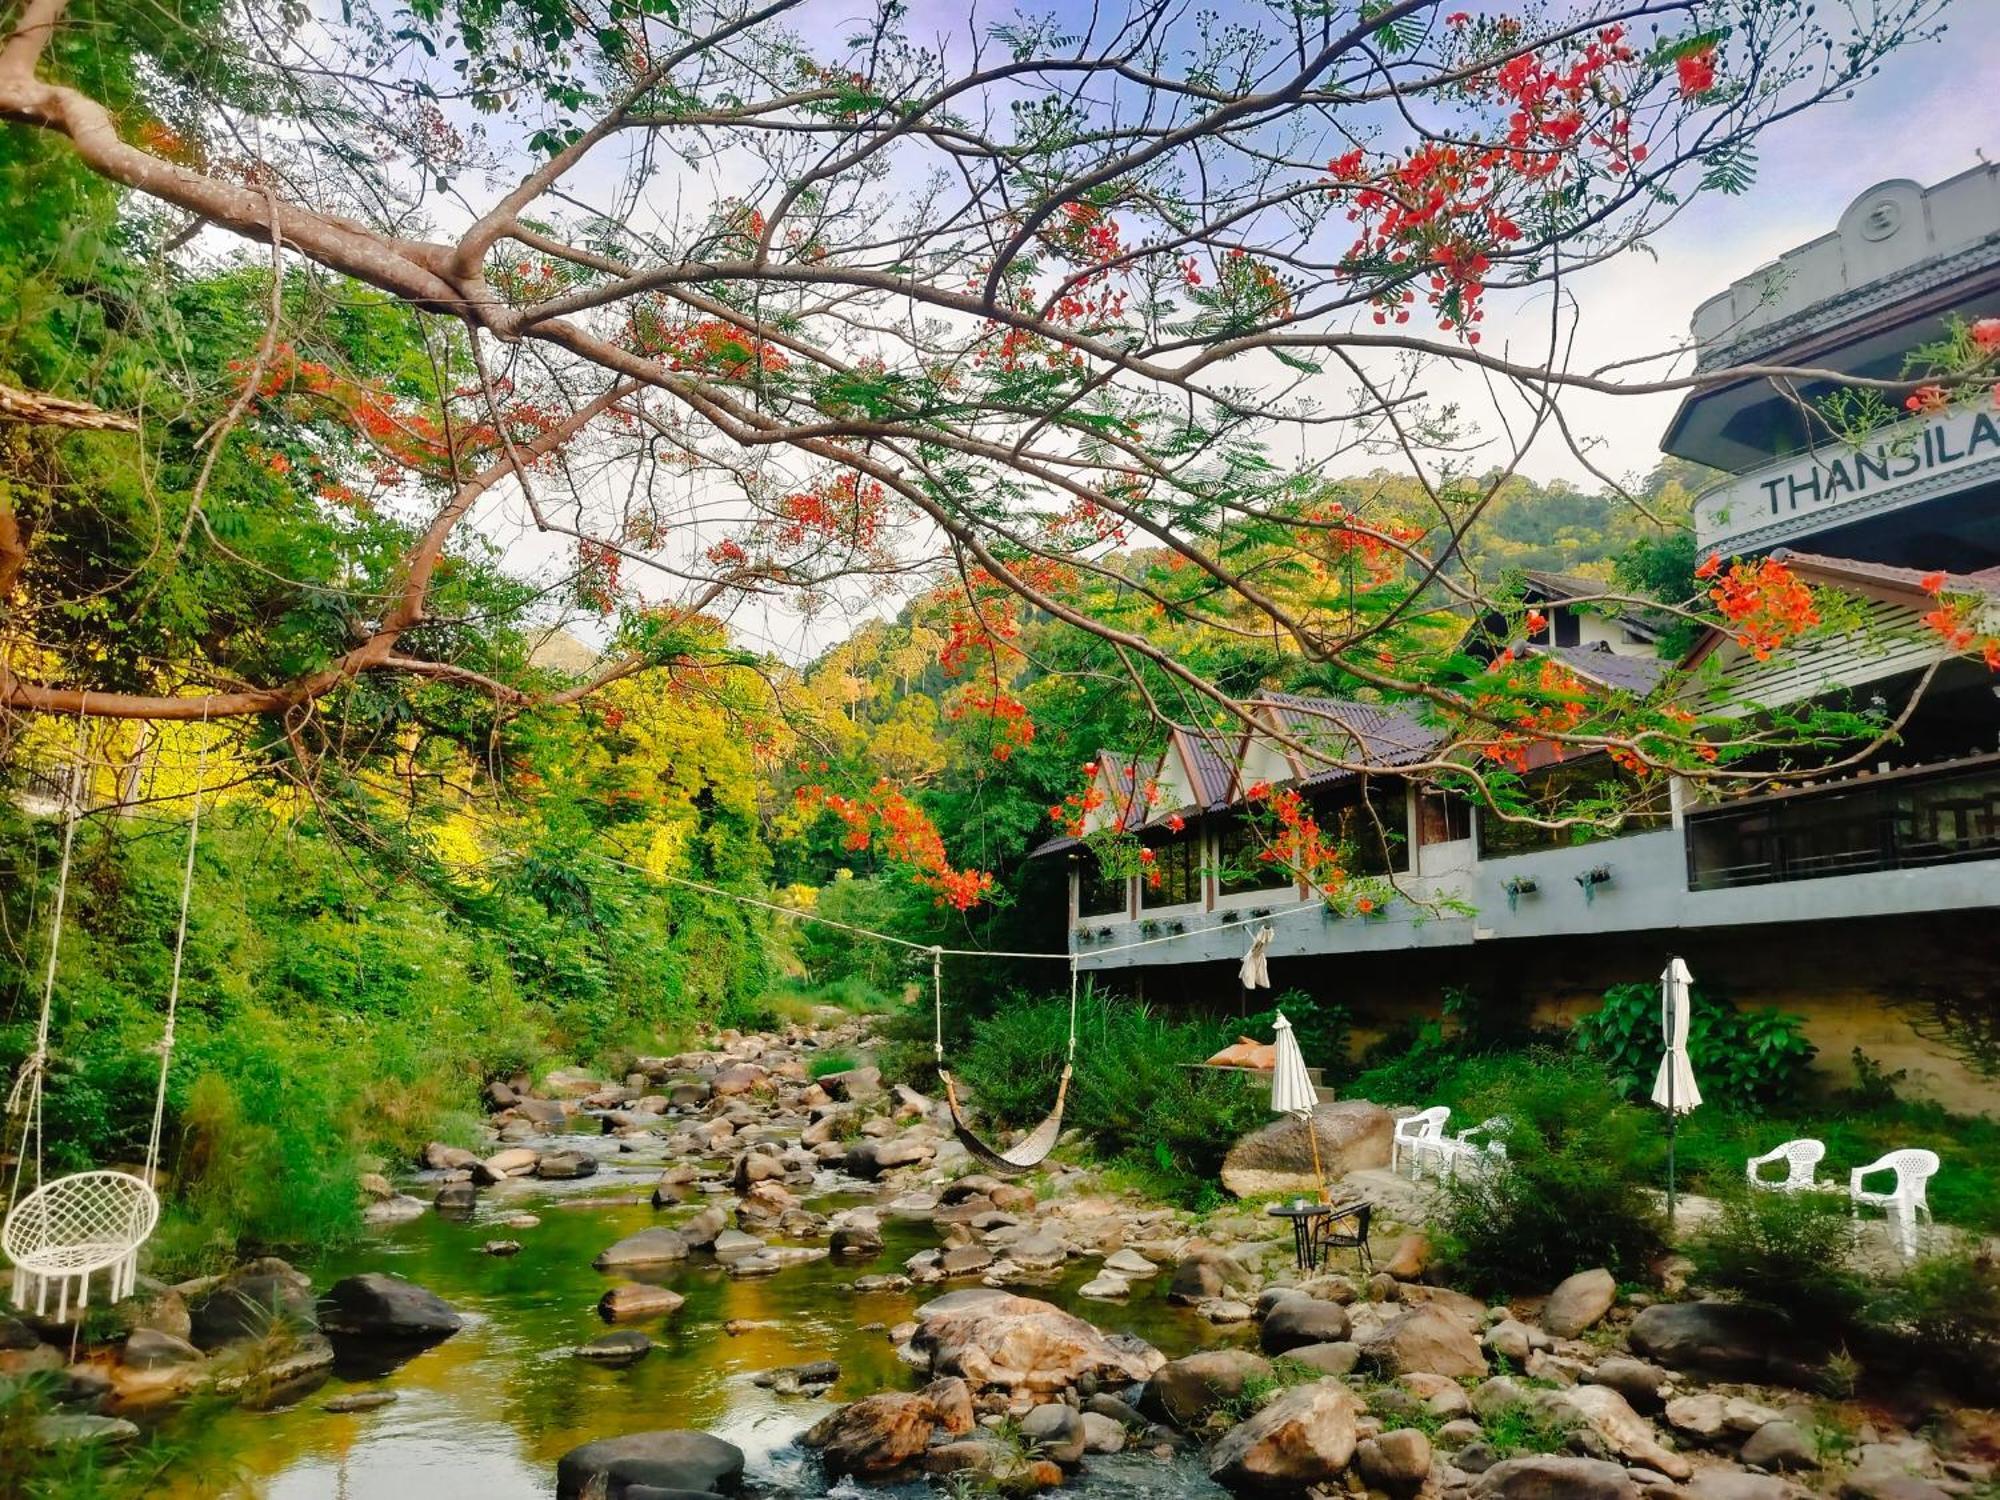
[3,719,201,1320]
[930,948,1077,1175]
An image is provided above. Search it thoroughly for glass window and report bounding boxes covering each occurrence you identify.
[1215,814,1290,896]
[1078,857,1128,918]
[1319,784,1410,875]
[1418,789,1472,845]
[1476,758,1671,860]
[1141,830,1204,908]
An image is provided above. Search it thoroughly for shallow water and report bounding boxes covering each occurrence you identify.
[161,1141,1239,1499]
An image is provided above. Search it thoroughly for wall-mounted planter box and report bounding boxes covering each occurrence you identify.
[1503,876,1539,912]
[1575,864,1614,905]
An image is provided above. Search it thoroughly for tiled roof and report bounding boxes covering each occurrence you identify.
[1174,724,1238,809]
[1254,693,1442,784]
[1530,643,1671,696]
[1773,550,2000,599]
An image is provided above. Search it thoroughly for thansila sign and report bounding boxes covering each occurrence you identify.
[1696,404,2000,553]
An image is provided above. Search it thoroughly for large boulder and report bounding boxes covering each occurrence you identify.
[913,1291,1162,1392]
[1219,1102,1394,1198]
[594,1228,690,1271]
[1261,1297,1350,1355]
[1356,1428,1433,1495]
[1628,1301,1823,1386]
[1472,1456,1637,1500]
[1143,1348,1275,1426]
[1363,1304,1487,1379]
[1020,1402,1087,1466]
[554,1430,744,1498]
[1542,1269,1617,1339]
[1208,1377,1361,1493]
[802,1377,974,1477]
[819,1066,883,1102]
[1169,1248,1256,1305]
[318,1274,463,1345]
[188,1263,317,1350]
[536,1149,599,1180]
[1554,1385,1691,1480]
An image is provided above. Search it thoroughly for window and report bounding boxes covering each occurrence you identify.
[1215,814,1292,896]
[1476,757,1671,860]
[1418,789,1472,844]
[1552,608,1581,647]
[1078,857,1129,918]
[1141,830,1204,908]
[1319,785,1410,875]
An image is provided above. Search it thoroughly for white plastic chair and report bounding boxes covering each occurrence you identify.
[1438,1116,1511,1179]
[1745,1138,1825,1193]
[3,1170,160,1321]
[1392,1106,1451,1178]
[1849,1148,1938,1258]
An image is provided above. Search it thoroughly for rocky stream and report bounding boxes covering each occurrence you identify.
[9,1016,1994,1500]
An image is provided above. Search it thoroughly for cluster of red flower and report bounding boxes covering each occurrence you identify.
[773,472,888,551]
[1475,657,1590,771]
[1254,788,1346,894]
[1918,573,2000,671]
[950,688,1035,761]
[575,538,623,615]
[801,780,994,909]
[1698,554,1820,661]
[1303,502,1425,586]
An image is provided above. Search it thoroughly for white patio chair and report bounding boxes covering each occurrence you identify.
[1439,1116,1511,1179]
[1745,1138,1825,1193]
[1392,1106,1451,1179]
[1849,1148,1939,1260]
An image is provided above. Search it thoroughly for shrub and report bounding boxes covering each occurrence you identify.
[947,988,1271,1207]
[1436,1051,1667,1293]
[1863,1248,2000,1393]
[1573,982,1815,1110]
[809,1050,859,1079]
[1687,1187,1866,1329]
[1244,989,1352,1078]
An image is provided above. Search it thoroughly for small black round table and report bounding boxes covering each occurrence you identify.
[1266,1199,1332,1272]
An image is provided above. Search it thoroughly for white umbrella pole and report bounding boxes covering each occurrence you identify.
[1666,965,1678,1227]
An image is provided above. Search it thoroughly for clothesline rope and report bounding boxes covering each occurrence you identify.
[626,860,1324,963]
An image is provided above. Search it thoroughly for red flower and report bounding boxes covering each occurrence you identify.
[1138,847,1156,864]
[1166,813,1186,833]
[1919,572,1947,595]
[1971,318,2000,352]
[1525,609,1548,635]
[1356,897,1375,914]
[1675,45,1717,98]
[1694,553,1723,580]
[1905,384,1948,415]
[1245,780,1271,802]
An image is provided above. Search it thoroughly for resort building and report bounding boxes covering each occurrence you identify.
[1039,168,2000,1107]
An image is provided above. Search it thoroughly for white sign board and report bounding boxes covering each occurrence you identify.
[1695,404,2000,555]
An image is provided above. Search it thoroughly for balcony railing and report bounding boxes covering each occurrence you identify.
[1685,753,2000,891]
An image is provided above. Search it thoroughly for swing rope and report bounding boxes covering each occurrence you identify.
[143,715,205,1187]
[932,945,1077,1174]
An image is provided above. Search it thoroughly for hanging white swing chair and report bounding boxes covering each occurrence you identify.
[4,724,196,1320]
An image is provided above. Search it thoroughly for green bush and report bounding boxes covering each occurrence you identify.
[1436,1051,1667,1293]
[1687,1187,1866,1329]
[1573,982,1816,1110]
[1863,1248,2000,1392]
[1244,988,1351,1078]
[946,988,1271,1207]
[809,1050,859,1079]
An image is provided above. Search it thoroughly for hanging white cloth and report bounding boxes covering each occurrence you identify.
[1239,925,1274,990]
[1650,956,1702,1115]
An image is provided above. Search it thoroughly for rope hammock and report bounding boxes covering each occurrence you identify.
[3,714,202,1320]
[931,947,1077,1174]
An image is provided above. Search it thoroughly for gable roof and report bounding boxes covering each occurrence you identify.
[1252,692,1443,785]
[1527,642,1671,696]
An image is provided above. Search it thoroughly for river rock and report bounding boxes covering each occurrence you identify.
[1144,1348,1275,1425]
[33,1413,141,1447]
[515,1098,570,1127]
[1364,1303,1486,1379]
[1487,1318,1549,1363]
[121,1328,204,1371]
[914,1290,1162,1392]
[319,1273,463,1345]
[535,1149,599,1180]
[1022,1401,1088,1465]
[1078,1272,1130,1300]
[1285,1341,1361,1377]
[1105,1249,1158,1277]
[554,1430,745,1499]
[1473,1456,1637,1500]
[676,1205,728,1250]
[1543,1268,1617,1338]
[1262,1296,1350,1354]
[188,1263,317,1350]
[711,1063,768,1097]
[1555,1384,1691,1479]
[1169,1247,1256,1304]
[598,1283,685,1323]
[421,1141,480,1171]
[832,1223,885,1258]
[1583,1357,1672,1413]
[576,1329,652,1366]
[1219,1101,1394,1197]
[803,1377,974,1476]
[594,1228,689,1271]
[323,1391,399,1412]
[1628,1301,1822,1385]
[474,1147,539,1184]
[1209,1376,1361,1493]
[753,1359,840,1394]
[362,1193,426,1225]
[820,1065,883,1102]
[1687,1473,1810,1500]
[434,1181,477,1211]
[1357,1427,1434,1494]
[1741,1420,1820,1471]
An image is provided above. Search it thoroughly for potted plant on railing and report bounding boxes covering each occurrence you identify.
[1575,864,1613,904]
[1502,875,1539,912]
[1138,918,1163,937]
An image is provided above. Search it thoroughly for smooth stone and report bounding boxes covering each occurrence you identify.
[577,1330,652,1366]
[319,1273,464,1344]
[1209,1377,1360,1493]
[597,1283,686,1323]
[593,1227,689,1271]
[323,1391,399,1412]
[554,1431,745,1499]
[1543,1269,1617,1338]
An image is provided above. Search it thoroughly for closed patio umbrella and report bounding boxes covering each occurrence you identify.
[1650,956,1701,1223]
[1270,1011,1327,1201]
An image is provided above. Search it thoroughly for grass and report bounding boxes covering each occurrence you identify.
[1480,1398,1578,1457]
[809,1050,860,1079]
